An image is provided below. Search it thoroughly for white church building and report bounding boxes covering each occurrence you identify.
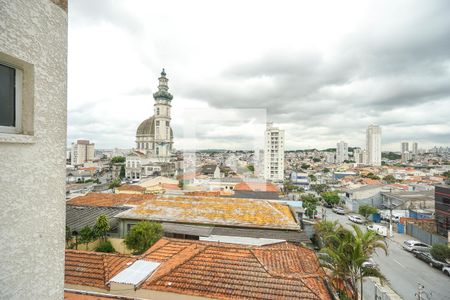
[125,69,175,179]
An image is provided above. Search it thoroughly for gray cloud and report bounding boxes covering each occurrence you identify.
[68,0,450,150]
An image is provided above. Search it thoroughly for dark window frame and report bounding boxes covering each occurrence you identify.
[0,62,22,134]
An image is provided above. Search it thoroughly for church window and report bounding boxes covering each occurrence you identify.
[166,121,169,126]
[156,107,160,115]
[156,120,159,126]
[156,147,159,155]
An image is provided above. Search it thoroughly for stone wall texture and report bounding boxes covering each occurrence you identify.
[0,0,67,299]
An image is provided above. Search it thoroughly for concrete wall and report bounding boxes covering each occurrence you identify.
[0,1,67,299]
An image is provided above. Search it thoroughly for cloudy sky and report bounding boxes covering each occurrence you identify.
[68,0,450,151]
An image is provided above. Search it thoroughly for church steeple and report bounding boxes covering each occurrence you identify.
[153,68,173,101]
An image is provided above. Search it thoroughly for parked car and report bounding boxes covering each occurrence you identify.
[367,224,388,237]
[323,202,333,208]
[402,240,431,253]
[442,266,450,276]
[362,258,377,268]
[332,206,346,215]
[414,251,450,269]
[348,215,365,224]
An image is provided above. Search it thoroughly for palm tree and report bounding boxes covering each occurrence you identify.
[319,224,388,300]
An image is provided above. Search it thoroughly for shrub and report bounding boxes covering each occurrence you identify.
[96,240,115,253]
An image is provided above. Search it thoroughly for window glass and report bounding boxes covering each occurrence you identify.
[0,64,16,127]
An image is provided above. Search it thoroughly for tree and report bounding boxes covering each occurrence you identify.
[109,177,121,189]
[308,174,317,182]
[430,244,450,262]
[94,215,110,241]
[313,158,321,163]
[111,156,126,163]
[383,175,396,184]
[313,220,340,249]
[301,163,310,170]
[358,205,378,218]
[119,165,125,179]
[321,191,340,205]
[443,171,450,180]
[320,224,388,300]
[178,180,184,189]
[65,226,73,248]
[364,172,380,180]
[302,194,319,218]
[124,221,163,254]
[323,168,330,173]
[79,226,96,250]
[283,180,295,194]
[310,183,328,194]
[247,165,254,172]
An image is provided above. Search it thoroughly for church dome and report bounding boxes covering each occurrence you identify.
[136,116,155,136]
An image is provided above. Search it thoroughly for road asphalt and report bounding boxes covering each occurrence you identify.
[320,206,450,300]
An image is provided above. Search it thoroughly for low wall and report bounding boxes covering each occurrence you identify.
[109,237,132,254]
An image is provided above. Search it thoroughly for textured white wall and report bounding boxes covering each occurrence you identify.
[0,0,67,299]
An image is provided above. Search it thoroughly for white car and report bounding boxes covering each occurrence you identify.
[443,266,450,276]
[362,258,377,268]
[402,240,431,253]
[367,224,387,237]
[348,215,365,224]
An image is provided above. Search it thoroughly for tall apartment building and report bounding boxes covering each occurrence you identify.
[401,142,409,154]
[0,0,67,298]
[264,122,285,182]
[435,185,450,237]
[366,124,382,166]
[71,139,95,165]
[336,141,349,163]
[353,147,362,164]
[412,142,418,155]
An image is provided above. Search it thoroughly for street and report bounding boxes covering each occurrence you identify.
[321,206,450,300]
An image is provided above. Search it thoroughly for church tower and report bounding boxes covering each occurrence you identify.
[135,69,174,162]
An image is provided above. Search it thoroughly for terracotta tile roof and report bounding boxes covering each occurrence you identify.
[115,195,299,230]
[65,239,332,300]
[65,250,136,290]
[141,238,332,300]
[67,192,156,207]
[115,184,146,192]
[161,183,180,190]
[234,182,279,192]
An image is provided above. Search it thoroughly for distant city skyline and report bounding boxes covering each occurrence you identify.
[68,0,450,151]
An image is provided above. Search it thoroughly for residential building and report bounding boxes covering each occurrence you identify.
[343,185,385,212]
[366,124,382,166]
[325,151,335,163]
[401,142,409,154]
[264,122,285,181]
[65,238,333,300]
[353,147,362,164]
[232,181,280,199]
[435,185,450,237]
[71,139,95,166]
[336,140,349,163]
[115,195,307,243]
[0,0,67,298]
[402,151,413,162]
[412,142,418,155]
